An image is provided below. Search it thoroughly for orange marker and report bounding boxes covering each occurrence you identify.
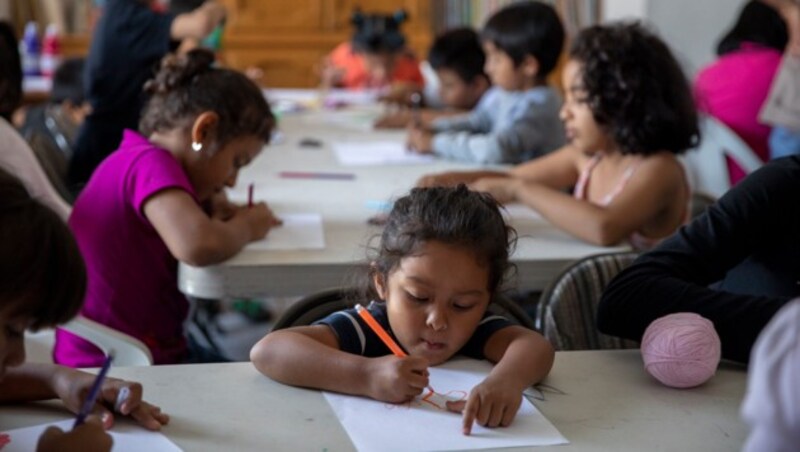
[355,304,406,356]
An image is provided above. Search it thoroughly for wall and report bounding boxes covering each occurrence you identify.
[602,0,748,76]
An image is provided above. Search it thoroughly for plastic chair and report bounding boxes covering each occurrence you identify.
[272,287,536,331]
[681,114,763,200]
[536,252,641,351]
[24,316,153,366]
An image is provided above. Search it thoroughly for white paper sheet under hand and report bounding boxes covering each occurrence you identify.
[1,419,182,452]
[332,141,435,166]
[245,213,325,251]
[324,358,568,452]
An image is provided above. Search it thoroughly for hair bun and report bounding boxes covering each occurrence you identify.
[144,48,215,95]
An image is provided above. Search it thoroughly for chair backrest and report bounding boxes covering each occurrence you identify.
[272,287,536,331]
[61,316,153,366]
[536,252,640,351]
[24,316,153,366]
[681,114,763,199]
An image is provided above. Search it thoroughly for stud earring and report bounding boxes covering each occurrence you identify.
[191,142,203,152]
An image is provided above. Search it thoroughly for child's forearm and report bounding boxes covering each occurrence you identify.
[251,331,374,398]
[488,333,554,390]
[0,363,60,403]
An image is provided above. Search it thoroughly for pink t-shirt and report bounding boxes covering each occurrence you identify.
[54,130,197,367]
[694,44,783,184]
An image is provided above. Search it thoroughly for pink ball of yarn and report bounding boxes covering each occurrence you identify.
[641,313,721,388]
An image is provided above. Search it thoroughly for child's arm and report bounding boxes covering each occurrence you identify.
[250,325,429,403]
[0,363,169,430]
[170,1,226,41]
[417,170,509,189]
[475,153,686,246]
[450,326,554,435]
[144,189,281,266]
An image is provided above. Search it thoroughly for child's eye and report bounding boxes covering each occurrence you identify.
[452,303,477,312]
[405,291,429,303]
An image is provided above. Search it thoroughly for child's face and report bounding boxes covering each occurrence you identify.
[436,68,485,110]
[482,41,526,91]
[374,241,491,366]
[0,306,29,380]
[188,135,264,202]
[560,59,609,154]
[363,52,397,87]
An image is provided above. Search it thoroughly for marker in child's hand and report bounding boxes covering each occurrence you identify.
[355,304,433,392]
[73,351,115,429]
[247,183,254,208]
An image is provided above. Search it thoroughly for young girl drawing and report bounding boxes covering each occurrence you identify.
[55,48,281,367]
[251,185,554,435]
[419,23,700,249]
[0,169,168,451]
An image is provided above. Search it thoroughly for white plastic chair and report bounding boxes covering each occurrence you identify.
[24,316,153,366]
[681,114,763,199]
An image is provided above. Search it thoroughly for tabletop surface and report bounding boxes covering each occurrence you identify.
[1,350,748,451]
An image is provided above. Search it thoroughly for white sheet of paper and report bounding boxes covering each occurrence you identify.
[332,141,435,166]
[1,419,182,452]
[245,213,325,251]
[324,358,568,452]
[502,203,542,221]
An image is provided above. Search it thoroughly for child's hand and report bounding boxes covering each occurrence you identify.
[37,416,112,452]
[406,125,433,154]
[374,110,411,129]
[318,57,345,88]
[241,202,282,241]
[446,377,523,435]
[366,355,429,403]
[469,177,519,204]
[52,368,169,431]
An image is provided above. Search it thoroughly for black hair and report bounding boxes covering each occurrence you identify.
[481,1,564,78]
[717,1,787,56]
[169,0,205,15]
[50,58,86,105]
[0,168,86,330]
[428,28,487,83]
[140,48,274,147]
[0,21,22,122]
[570,22,700,155]
[351,9,408,53]
[366,185,516,301]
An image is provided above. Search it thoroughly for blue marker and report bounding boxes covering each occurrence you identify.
[73,352,115,429]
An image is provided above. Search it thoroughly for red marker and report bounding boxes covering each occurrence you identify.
[247,183,254,208]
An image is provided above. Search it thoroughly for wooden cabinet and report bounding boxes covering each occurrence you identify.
[218,0,433,88]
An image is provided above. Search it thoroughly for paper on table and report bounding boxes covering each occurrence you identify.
[324,358,568,452]
[1,419,182,452]
[245,213,325,251]
[502,203,542,221]
[332,141,435,166]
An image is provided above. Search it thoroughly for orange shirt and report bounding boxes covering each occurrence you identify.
[328,42,424,89]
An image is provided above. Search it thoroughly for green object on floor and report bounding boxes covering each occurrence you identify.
[231,299,272,322]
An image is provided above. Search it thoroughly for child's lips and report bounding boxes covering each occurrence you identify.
[422,339,446,350]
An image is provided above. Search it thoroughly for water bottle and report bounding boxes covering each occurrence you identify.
[40,24,61,78]
[20,21,41,76]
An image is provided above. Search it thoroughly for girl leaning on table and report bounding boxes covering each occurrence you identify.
[55,48,282,368]
[0,168,167,451]
[419,22,700,250]
[251,185,554,435]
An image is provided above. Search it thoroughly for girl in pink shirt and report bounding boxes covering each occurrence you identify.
[695,1,788,185]
[55,49,281,367]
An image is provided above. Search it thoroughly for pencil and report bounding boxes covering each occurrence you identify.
[355,304,406,356]
[73,352,115,429]
[247,183,254,208]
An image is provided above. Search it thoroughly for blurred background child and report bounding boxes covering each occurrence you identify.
[406,1,565,164]
[374,27,490,129]
[320,9,424,100]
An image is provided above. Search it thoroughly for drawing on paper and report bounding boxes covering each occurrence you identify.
[385,385,467,412]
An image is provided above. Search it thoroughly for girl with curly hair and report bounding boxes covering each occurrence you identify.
[418,22,699,250]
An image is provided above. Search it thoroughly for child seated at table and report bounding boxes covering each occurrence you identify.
[0,168,168,451]
[320,9,424,99]
[406,1,565,164]
[54,48,281,367]
[419,22,699,250]
[374,27,491,129]
[251,185,554,435]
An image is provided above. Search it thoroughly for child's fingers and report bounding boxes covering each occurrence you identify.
[130,403,170,431]
[475,398,494,427]
[461,395,480,435]
[487,404,506,428]
[501,402,517,427]
[90,404,114,430]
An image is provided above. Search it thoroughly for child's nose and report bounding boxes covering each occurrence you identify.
[226,171,238,188]
[426,307,448,332]
[559,104,571,121]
